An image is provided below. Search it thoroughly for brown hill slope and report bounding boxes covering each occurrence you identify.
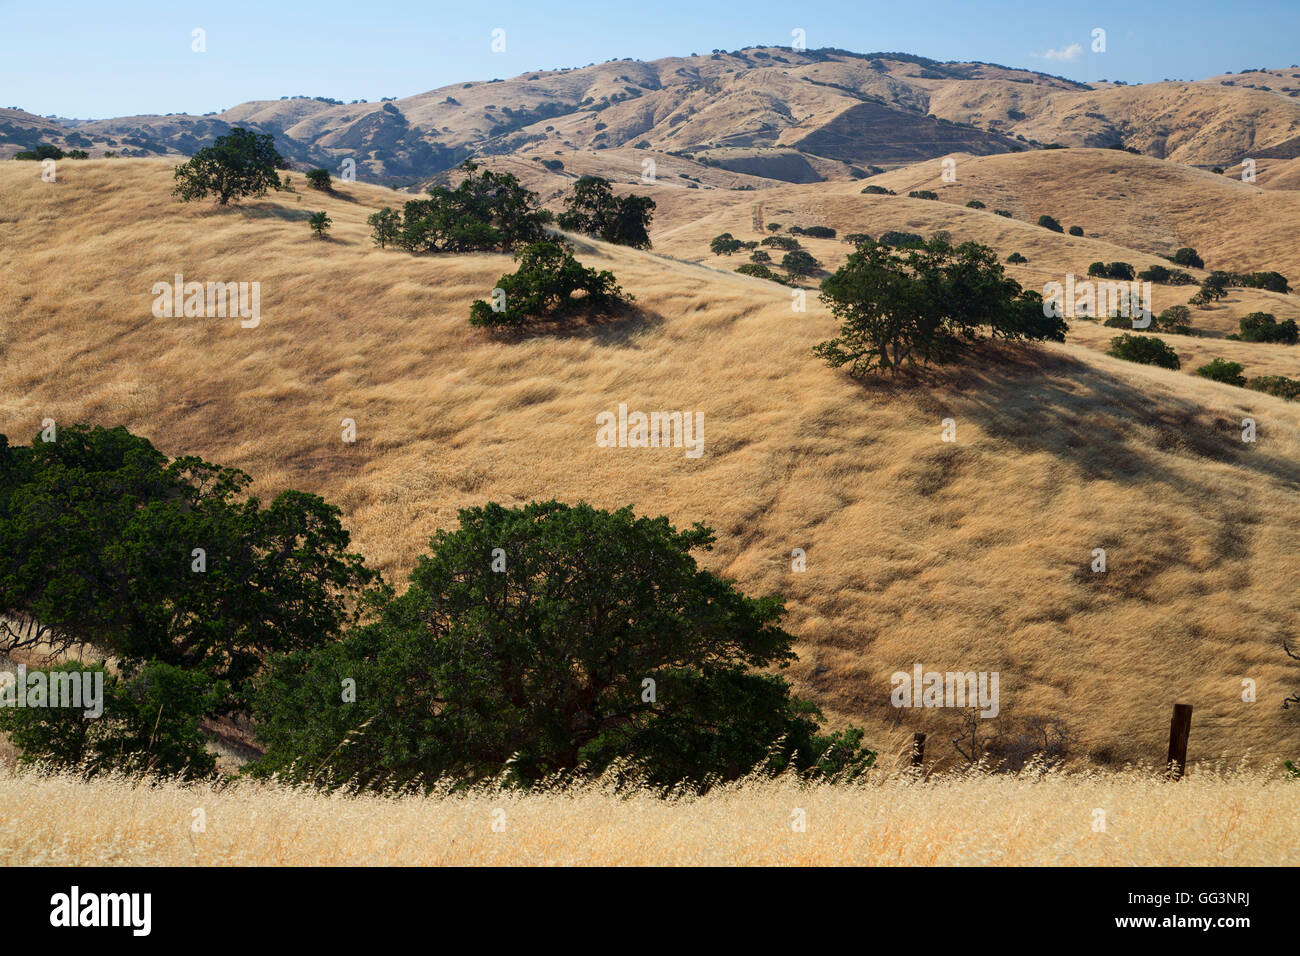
[2,160,1299,768]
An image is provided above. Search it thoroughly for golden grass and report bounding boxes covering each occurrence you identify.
[2,160,1299,769]
[2,762,1295,866]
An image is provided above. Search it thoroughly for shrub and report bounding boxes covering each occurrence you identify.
[710,233,743,255]
[1196,358,1247,386]
[1138,264,1172,283]
[781,249,821,276]
[1171,247,1204,268]
[1167,270,1196,285]
[541,158,564,171]
[876,231,924,249]
[1006,252,1027,263]
[66,149,89,159]
[13,144,64,160]
[305,168,332,191]
[1068,225,1084,236]
[1087,262,1108,278]
[814,235,1065,376]
[1230,312,1299,343]
[1248,375,1300,401]
[1107,333,1181,369]
[797,225,836,239]
[843,233,872,245]
[308,211,331,238]
[1155,305,1194,335]
[908,190,938,200]
[760,235,800,251]
[861,184,895,195]
[993,209,1013,217]
[766,223,782,232]
[557,175,655,249]
[1037,214,1063,232]
[468,240,628,328]
[250,501,875,789]
[1107,261,1135,280]
[750,249,771,263]
[736,263,795,285]
[172,128,288,205]
[965,200,986,209]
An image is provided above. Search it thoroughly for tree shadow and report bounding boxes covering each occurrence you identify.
[478,302,664,346]
[845,342,1300,493]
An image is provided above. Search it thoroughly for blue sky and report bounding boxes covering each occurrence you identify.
[2,0,1297,118]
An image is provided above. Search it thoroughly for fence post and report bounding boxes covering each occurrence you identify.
[1166,703,1192,780]
[911,732,926,768]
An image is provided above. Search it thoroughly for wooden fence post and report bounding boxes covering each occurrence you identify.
[911,732,926,768]
[1166,703,1192,780]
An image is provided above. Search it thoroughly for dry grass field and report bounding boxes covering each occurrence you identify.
[2,158,1299,775]
[2,762,1295,866]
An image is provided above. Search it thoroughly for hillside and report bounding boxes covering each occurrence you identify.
[3,159,1299,769]
[7,49,1300,186]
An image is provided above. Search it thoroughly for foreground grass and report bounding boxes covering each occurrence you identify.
[2,764,1295,865]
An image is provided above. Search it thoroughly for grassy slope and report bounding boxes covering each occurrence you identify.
[2,159,1299,767]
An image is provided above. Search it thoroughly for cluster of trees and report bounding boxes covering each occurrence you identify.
[1107,334,1181,370]
[366,162,552,254]
[1226,311,1298,343]
[556,176,655,249]
[469,240,628,328]
[14,144,90,161]
[1195,358,1300,400]
[710,232,824,284]
[0,427,873,791]
[813,233,1066,376]
[1104,305,1193,335]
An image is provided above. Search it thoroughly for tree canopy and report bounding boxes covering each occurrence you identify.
[172,127,288,205]
[557,176,655,249]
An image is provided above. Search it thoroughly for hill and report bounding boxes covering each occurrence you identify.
[2,159,1299,768]
[7,49,1300,186]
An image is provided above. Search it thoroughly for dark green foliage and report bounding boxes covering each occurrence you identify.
[0,662,222,778]
[366,206,401,248]
[541,158,564,171]
[66,149,89,159]
[394,161,552,254]
[1068,225,1083,236]
[735,263,796,286]
[993,209,1013,218]
[251,501,875,790]
[1107,333,1181,369]
[468,240,627,328]
[843,233,873,245]
[1230,271,1290,294]
[1248,375,1300,401]
[1037,214,1063,232]
[304,168,332,191]
[750,249,771,263]
[1154,305,1194,335]
[1087,261,1108,278]
[171,128,288,205]
[1229,312,1299,343]
[781,249,821,276]
[814,235,1065,376]
[1171,247,1204,269]
[1138,264,1172,283]
[1106,261,1135,280]
[908,190,938,200]
[1196,358,1247,386]
[1006,252,1027,264]
[0,425,375,705]
[556,176,655,249]
[876,231,924,249]
[308,211,331,238]
[710,233,743,255]
[13,144,64,160]
[965,200,986,209]
[760,235,800,251]
[790,225,836,239]
[860,184,895,195]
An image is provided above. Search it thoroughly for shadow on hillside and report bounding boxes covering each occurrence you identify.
[848,342,1300,492]
[487,303,664,346]
[234,204,315,223]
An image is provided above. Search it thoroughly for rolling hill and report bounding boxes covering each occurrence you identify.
[3,157,1298,770]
